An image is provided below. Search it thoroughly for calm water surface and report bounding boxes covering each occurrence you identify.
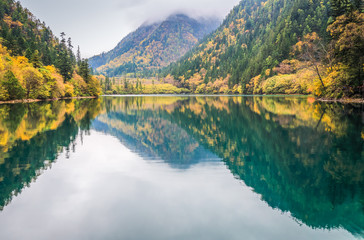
[0,96,363,240]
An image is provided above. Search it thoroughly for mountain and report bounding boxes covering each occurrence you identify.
[0,0,61,66]
[89,14,220,76]
[164,0,364,99]
[164,0,331,90]
[0,0,101,101]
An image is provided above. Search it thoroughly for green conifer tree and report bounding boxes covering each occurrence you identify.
[2,70,25,100]
[31,50,42,68]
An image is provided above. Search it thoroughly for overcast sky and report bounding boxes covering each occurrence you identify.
[19,0,240,58]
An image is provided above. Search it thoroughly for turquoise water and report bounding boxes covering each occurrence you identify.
[0,96,363,239]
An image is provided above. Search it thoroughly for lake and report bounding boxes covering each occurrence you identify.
[0,96,363,240]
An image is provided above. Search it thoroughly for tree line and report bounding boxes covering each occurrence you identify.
[162,0,364,99]
[0,0,101,101]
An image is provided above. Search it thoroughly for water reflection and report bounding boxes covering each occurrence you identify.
[96,96,364,237]
[0,96,363,239]
[93,96,220,168]
[0,99,101,210]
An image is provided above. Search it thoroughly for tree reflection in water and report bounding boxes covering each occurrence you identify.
[0,96,363,237]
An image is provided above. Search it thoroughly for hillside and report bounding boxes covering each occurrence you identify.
[165,0,330,89]
[0,0,59,65]
[0,0,101,101]
[164,0,364,99]
[89,14,220,77]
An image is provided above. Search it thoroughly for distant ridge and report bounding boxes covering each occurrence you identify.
[89,14,220,76]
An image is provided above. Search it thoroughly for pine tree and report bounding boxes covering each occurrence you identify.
[124,77,128,90]
[31,50,42,68]
[105,75,110,92]
[56,33,74,82]
[330,0,362,17]
[136,79,139,90]
[25,48,33,60]
[67,37,76,65]
[60,32,66,45]
[77,46,81,66]
[79,59,91,83]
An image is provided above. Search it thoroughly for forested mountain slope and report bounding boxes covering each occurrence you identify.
[89,14,220,77]
[0,0,101,101]
[0,0,60,65]
[165,0,331,88]
[164,0,364,99]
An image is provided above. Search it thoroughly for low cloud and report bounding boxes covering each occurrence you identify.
[19,0,240,57]
[116,0,147,9]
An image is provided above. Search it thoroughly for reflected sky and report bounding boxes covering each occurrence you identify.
[0,96,363,239]
[0,131,353,240]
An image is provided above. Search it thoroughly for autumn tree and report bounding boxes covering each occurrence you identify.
[22,67,43,98]
[327,11,364,96]
[2,70,25,100]
[0,84,8,101]
[86,77,102,97]
[0,1,100,101]
[292,33,327,90]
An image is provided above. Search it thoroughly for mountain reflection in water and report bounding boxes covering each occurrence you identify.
[0,96,363,239]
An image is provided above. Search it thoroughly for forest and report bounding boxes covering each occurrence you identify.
[0,0,101,102]
[161,0,364,99]
[0,0,363,100]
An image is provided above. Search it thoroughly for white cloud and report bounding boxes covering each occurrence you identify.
[19,0,241,57]
[116,0,147,9]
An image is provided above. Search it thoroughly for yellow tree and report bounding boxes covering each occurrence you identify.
[22,67,43,99]
[292,32,327,90]
[327,11,364,92]
[187,73,203,92]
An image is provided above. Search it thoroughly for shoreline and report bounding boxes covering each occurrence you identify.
[1,95,363,104]
[102,94,364,104]
[0,96,97,105]
[317,98,364,104]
